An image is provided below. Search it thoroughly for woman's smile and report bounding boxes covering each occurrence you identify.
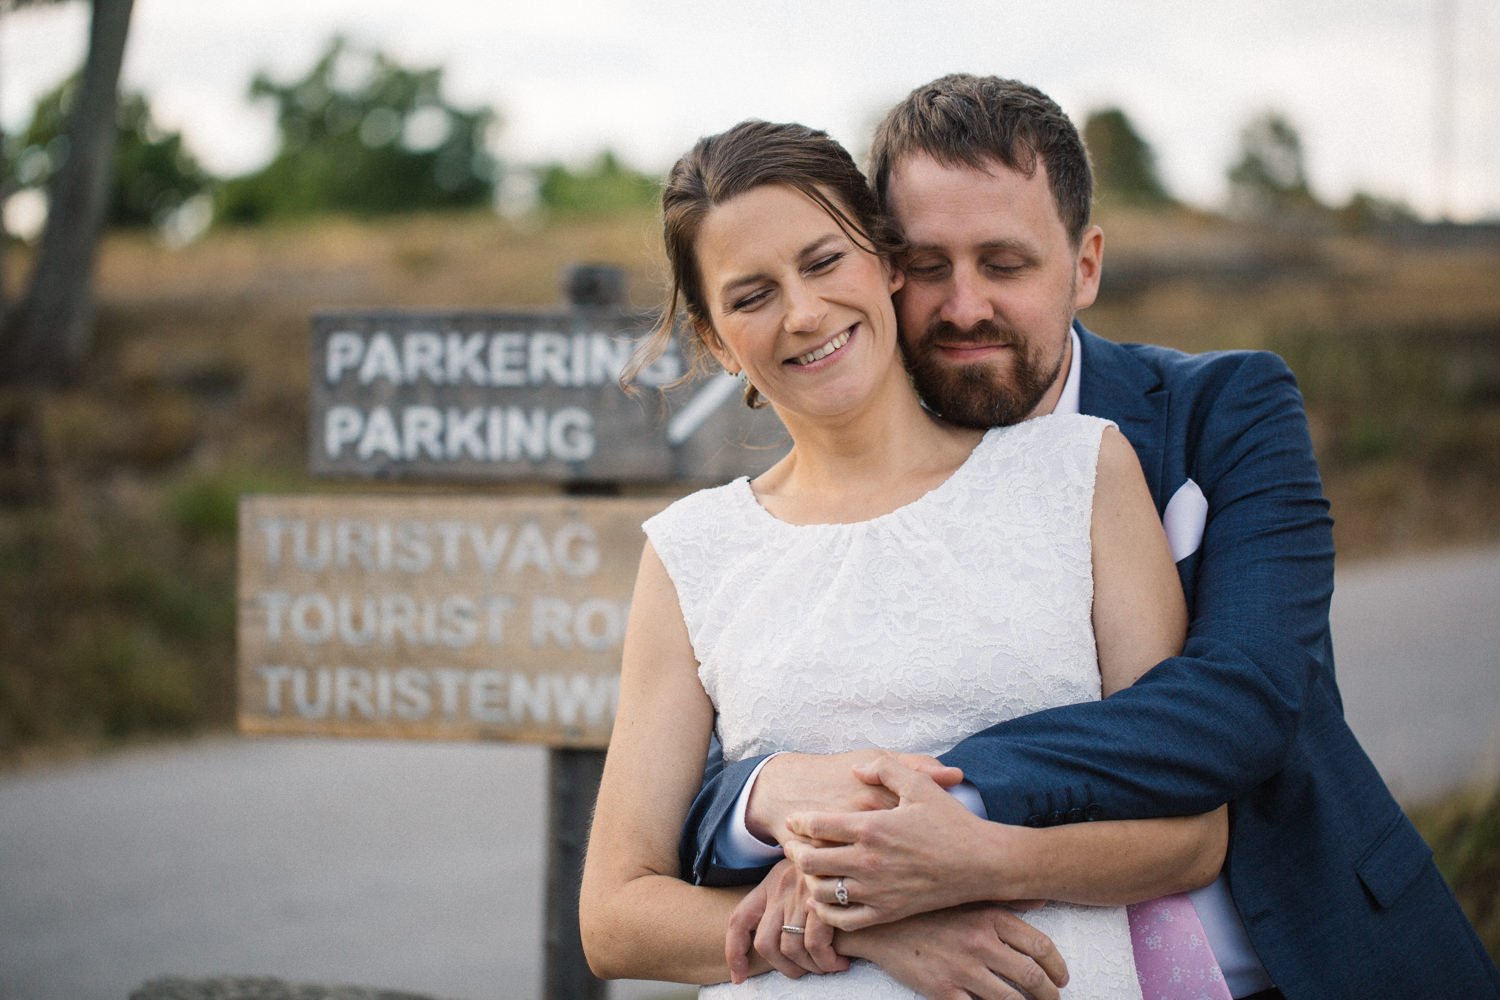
[788,326,854,367]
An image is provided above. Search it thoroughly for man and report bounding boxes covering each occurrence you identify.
[681,74,1500,999]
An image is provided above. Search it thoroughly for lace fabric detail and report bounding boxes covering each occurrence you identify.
[645,413,1140,999]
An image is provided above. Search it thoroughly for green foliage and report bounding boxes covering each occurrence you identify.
[6,73,211,230]
[1082,107,1174,209]
[169,472,244,542]
[536,150,659,216]
[0,468,242,759]
[1335,191,1418,234]
[217,36,497,223]
[111,92,213,228]
[1411,787,1500,965]
[1272,328,1458,467]
[1227,110,1323,220]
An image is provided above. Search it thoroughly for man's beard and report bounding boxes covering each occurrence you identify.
[901,319,1065,429]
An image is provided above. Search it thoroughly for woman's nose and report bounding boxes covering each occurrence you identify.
[783,281,827,335]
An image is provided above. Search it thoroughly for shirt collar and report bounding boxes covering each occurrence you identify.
[1054,326,1083,416]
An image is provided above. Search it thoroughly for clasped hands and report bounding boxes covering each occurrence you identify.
[725,750,1066,999]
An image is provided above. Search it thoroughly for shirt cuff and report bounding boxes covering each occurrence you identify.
[712,753,787,868]
[950,779,988,820]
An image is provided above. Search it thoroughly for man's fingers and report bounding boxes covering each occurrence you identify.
[802,914,847,974]
[992,908,1068,990]
[725,883,766,984]
[725,909,754,983]
[752,912,808,980]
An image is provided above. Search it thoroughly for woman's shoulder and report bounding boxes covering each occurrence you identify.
[980,412,1116,452]
[642,479,758,563]
[955,414,1119,506]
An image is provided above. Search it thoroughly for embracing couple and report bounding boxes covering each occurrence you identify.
[579,74,1500,999]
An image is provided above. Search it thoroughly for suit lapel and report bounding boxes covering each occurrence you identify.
[1074,325,1171,512]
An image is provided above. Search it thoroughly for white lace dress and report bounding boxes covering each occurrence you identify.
[643,413,1141,1000]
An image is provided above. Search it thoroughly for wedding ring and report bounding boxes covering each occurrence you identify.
[835,877,849,906]
[781,925,805,935]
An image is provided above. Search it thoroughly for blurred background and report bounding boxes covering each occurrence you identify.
[1,1,1497,998]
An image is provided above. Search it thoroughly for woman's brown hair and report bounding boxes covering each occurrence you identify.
[624,119,902,408]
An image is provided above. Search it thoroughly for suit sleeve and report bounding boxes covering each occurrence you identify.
[941,351,1336,826]
[677,731,776,886]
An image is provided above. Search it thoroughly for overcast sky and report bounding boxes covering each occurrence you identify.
[3,0,1498,221]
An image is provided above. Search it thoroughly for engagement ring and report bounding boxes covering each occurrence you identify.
[835,877,849,906]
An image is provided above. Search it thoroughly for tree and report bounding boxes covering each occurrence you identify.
[8,76,211,230]
[1227,110,1322,221]
[536,150,658,216]
[1335,191,1417,234]
[1082,107,1174,209]
[1,0,136,386]
[217,36,497,223]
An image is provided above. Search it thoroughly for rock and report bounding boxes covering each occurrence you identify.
[130,976,453,1000]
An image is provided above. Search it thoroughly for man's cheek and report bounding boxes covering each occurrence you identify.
[893,293,931,348]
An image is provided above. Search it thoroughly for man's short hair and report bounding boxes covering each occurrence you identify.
[870,73,1093,246]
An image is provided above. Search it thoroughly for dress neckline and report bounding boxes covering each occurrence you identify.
[731,425,1008,529]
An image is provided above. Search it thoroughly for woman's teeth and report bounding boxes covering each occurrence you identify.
[793,329,850,366]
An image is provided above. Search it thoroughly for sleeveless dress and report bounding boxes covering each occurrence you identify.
[643,413,1141,1000]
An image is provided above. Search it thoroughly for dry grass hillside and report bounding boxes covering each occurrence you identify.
[1,205,1498,765]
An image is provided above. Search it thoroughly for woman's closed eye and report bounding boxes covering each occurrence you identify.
[729,287,772,313]
[805,251,846,275]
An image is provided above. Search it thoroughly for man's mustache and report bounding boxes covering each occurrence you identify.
[917,319,1020,350]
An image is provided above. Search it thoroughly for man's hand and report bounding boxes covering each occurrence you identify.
[725,859,847,984]
[840,904,1068,1000]
[746,750,964,845]
[785,755,1009,929]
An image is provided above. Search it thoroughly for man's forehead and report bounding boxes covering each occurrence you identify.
[887,153,1057,244]
[887,152,1045,195]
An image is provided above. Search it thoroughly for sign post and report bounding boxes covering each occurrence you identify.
[239,265,785,999]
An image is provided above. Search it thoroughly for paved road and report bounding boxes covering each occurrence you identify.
[3,548,1497,1000]
[1331,545,1500,800]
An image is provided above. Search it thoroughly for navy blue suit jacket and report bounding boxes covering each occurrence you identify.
[677,325,1500,999]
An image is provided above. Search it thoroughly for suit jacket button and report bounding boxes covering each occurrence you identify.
[1065,807,1084,823]
[1024,814,1044,828]
[1085,804,1103,820]
[1049,810,1064,825]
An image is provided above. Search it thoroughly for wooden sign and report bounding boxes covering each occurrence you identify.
[237,493,671,746]
[310,311,789,482]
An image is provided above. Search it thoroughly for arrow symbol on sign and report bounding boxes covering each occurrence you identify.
[666,372,742,446]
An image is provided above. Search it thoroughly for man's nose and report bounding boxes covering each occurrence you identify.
[938,267,994,330]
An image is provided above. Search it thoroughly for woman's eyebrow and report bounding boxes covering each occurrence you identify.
[717,234,846,301]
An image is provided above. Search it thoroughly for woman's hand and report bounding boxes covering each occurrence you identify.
[725,859,848,983]
[839,904,1069,1000]
[786,756,1003,930]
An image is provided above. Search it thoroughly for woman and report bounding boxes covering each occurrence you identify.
[579,119,1224,998]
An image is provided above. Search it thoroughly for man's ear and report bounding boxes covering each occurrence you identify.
[1073,225,1104,311]
[696,317,738,374]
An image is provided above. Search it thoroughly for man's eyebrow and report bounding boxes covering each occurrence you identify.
[900,235,1035,253]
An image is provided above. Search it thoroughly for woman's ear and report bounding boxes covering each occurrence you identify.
[696,317,739,375]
